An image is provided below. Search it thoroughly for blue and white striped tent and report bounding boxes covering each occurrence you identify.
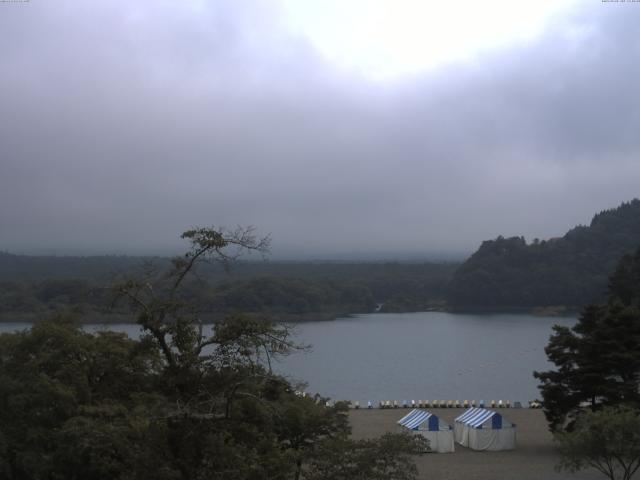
[397,409,454,453]
[454,408,516,451]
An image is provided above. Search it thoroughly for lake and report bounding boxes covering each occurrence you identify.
[0,311,574,405]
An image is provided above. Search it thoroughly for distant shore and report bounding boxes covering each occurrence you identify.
[0,310,349,324]
[349,408,600,480]
[0,305,582,324]
[443,305,580,317]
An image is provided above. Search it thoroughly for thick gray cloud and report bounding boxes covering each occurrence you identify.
[1,1,639,258]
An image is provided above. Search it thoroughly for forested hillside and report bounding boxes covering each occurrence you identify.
[0,254,457,321]
[447,199,640,308]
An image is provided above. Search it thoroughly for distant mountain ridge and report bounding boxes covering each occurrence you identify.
[447,199,640,308]
[0,252,156,282]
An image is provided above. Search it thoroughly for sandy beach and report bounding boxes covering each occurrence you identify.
[349,408,603,480]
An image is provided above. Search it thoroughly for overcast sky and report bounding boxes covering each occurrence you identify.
[1,0,639,259]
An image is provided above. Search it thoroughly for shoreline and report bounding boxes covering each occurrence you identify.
[0,306,580,324]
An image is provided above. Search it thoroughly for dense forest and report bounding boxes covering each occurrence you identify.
[0,254,457,322]
[3,199,640,320]
[448,199,640,309]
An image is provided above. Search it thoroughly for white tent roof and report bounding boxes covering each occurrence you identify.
[398,409,451,431]
[455,408,513,429]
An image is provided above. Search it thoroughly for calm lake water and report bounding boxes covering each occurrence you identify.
[0,312,575,404]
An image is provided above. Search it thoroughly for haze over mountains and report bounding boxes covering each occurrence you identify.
[2,1,640,257]
[3,3,640,479]
[2,199,639,320]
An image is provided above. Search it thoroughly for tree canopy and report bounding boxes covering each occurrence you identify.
[556,406,640,480]
[0,227,426,480]
[448,199,640,308]
[534,247,640,432]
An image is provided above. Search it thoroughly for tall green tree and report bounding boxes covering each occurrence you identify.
[534,247,640,431]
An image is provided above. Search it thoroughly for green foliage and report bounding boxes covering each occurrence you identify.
[0,318,166,479]
[303,432,428,480]
[535,247,640,432]
[556,406,640,480]
[0,315,360,479]
[449,199,640,308]
[609,250,640,307]
[208,276,376,316]
[0,228,425,479]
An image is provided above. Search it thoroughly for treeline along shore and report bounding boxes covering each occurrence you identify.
[0,257,457,322]
[1,199,639,322]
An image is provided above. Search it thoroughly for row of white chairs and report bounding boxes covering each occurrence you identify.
[315,397,539,409]
[355,399,519,409]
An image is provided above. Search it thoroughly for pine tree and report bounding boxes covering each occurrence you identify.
[534,248,640,432]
